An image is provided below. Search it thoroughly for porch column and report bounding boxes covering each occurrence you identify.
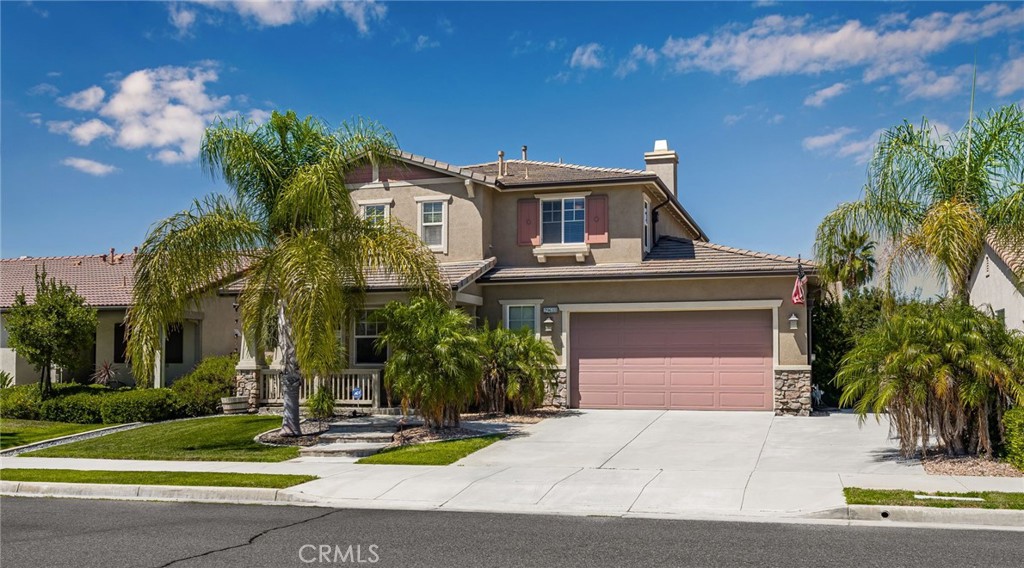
[235,331,265,412]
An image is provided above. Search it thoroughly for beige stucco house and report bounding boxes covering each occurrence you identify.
[237,140,818,415]
[969,237,1023,332]
[0,250,240,387]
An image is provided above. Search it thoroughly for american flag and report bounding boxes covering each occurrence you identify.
[791,257,807,305]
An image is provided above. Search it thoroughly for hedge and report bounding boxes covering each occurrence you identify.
[0,385,42,420]
[100,389,180,424]
[1005,407,1024,471]
[171,355,237,417]
[39,392,105,424]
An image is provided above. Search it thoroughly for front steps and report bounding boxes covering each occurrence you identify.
[298,416,423,458]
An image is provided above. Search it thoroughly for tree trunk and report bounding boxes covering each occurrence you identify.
[39,362,52,398]
[278,306,303,437]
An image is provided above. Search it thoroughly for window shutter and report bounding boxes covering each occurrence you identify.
[585,195,609,244]
[517,198,540,246]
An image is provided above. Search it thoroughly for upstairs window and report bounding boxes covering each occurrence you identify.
[361,204,388,226]
[541,197,585,244]
[419,200,447,252]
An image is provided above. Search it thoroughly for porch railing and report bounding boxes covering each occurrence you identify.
[258,369,380,408]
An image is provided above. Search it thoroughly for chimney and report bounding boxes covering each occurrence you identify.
[644,139,678,198]
[497,150,505,177]
[521,145,528,160]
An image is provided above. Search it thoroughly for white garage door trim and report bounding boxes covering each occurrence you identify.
[559,300,784,409]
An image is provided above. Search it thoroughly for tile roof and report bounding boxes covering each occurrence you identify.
[462,159,657,187]
[479,237,814,283]
[220,258,497,294]
[1,253,136,309]
[988,235,1023,273]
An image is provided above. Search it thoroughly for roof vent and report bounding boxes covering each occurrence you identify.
[521,145,528,160]
[497,150,505,178]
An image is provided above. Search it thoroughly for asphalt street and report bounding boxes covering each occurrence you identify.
[1,497,1020,568]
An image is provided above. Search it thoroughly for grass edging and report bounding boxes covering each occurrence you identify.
[844,487,1024,510]
[0,468,316,489]
[0,422,143,456]
[357,434,505,465]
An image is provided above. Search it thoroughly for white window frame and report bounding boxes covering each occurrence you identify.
[359,201,391,225]
[540,195,587,245]
[415,196,448,253]
[351,308,387,367]
[643,195,652,254]
[499,299,543,338]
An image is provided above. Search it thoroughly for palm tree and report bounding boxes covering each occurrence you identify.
[815,103,1024,300]
[478,324,558,414]
[375,297,481,429]
[837,301,1024,458]
[819,230,876,291]
[126,111,446,435]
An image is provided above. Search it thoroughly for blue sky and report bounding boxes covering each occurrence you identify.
[2,1,1023,261]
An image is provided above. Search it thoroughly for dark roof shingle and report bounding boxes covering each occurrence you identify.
[480,237,813,283]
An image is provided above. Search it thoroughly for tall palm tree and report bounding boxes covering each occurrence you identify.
[819,230,876,291]
[815,103,1024,300]
[126,111,446,435]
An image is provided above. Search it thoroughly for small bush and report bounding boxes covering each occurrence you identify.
[1005,408,1024,471]
[40,393,105,424]
[0,384,42,420]
[478,324,558,414]
[0,370,13,389]
[306,386,335,424]
[100,389,181,424]
[171,355,238,417]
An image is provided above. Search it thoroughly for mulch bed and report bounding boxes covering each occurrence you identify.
[389,426,488,447]
[922,454,1023,478]
[257,421,331,447]
[461,407,565,425]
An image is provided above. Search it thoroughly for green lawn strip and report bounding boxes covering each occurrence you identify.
[357,434,505,466]
[1,420,111,450]
[0,468,315,489]
[23,415,298,462]
[844,487,1024,510]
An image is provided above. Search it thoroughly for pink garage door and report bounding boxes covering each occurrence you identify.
[570,311,773,410]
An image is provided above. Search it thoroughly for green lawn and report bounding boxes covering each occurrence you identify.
[357,434,504,465]
[1,420,110,450]
[844,487,1024,510]
[0,468,314,488]
[24,415,298,462]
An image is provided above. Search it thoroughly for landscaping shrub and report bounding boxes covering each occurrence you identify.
[100,389,181,424]
[0,384,42,420]
[1005,408,1024,471]
[171,355,238,417]
[0,370,13,389]
[39,393,105,424]
[478,324,558,414]
[811,287,887,407]
[305,386,335,424]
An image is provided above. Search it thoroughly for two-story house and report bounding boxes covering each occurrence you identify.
[244,140,815,416]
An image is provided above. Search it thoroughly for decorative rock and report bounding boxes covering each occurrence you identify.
[235,370,260,412]
[774,369,812,416]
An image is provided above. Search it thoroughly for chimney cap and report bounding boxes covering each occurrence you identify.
[654,139,669,151]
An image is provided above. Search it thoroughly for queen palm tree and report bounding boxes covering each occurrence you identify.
[126,111,446,435]
[819,229,876,291]
[814,103,1024,300]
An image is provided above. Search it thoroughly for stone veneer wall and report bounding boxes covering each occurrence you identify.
[774,369,812,416]
[235,370,260,412]
[544,370,568,409]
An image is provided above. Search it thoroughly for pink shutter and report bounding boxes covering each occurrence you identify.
[517,198,540,246]
[585,195,609,244]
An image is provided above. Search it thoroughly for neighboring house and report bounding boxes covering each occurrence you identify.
[237,140,817,415]
[969,236,1023,331]
[0,250,241,387]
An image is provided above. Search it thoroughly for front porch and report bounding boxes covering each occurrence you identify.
[235,367,385,412]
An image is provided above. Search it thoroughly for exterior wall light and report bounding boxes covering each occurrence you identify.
[543,317,555,333]
[789,313,799,330]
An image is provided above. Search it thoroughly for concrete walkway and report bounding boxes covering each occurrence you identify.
[2,411,1021,519]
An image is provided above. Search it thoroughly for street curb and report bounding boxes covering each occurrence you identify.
[811,505,1024,528]
[0,423,144,457]
[0,480,285,505]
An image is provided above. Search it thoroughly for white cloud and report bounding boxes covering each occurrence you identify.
[339,0,387,35]
[802,127,857,151]
[61,157,119,176]
[803,126,884,164]
[659,4,1024,83]
[723,113,745,126]
[169,3,197,35]
[437,16,454,35]
[25,113,42,126]
[897,65,972,100]
[615,44,658,77]
[46,71,61,78]
[59,86,106,111]
[804,82,848,107]
[414,35,439,51]
[993,55,1024,97]
[28,83,59,97]
[570,43,605,70]
[46,63,264,165]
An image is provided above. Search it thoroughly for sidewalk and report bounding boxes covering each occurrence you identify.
[3,455,1021,519]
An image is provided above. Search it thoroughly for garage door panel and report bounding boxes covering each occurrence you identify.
[669,371,715,387]
[572,311,773,411]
